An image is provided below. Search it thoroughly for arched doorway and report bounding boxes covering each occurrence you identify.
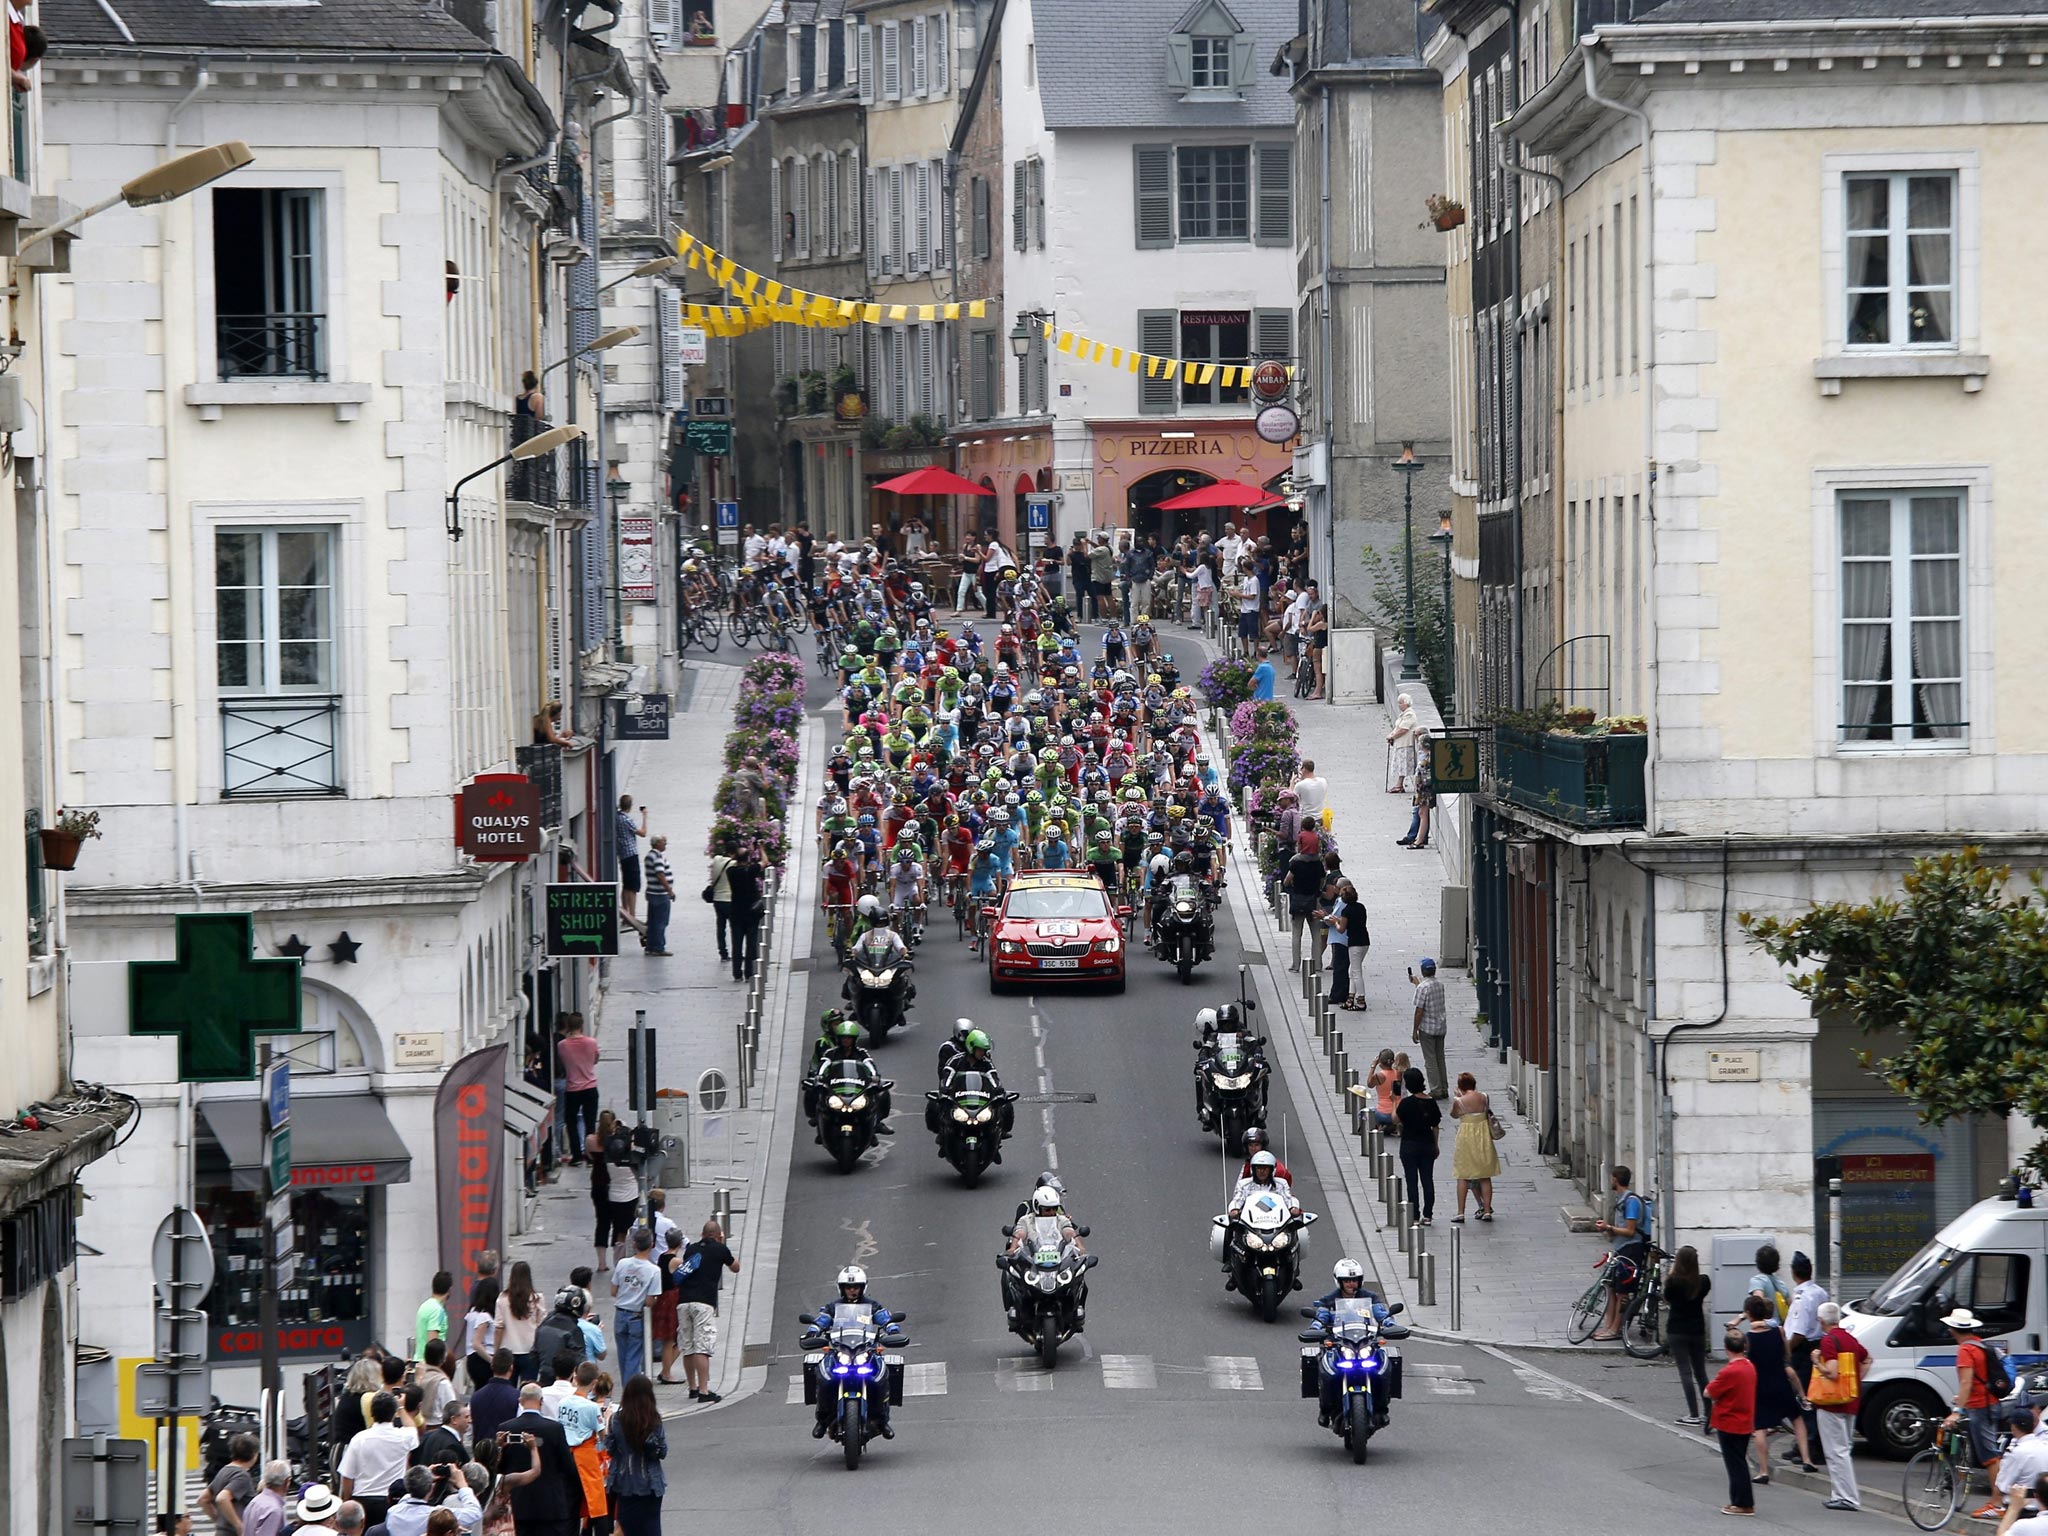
[1128,468,1217,545]
[783,440,808,523]
[1011,473,1034,553]
[977,476,998,539]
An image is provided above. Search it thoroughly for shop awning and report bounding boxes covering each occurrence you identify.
[504,1081,553,1138]
[199,1093,413,1192]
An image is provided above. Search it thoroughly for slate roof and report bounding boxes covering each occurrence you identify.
[1630,0,2048,22]
[44,0,494,54]
[1031,0,1295,131]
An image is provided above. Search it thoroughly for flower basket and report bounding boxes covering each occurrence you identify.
[37,829,84,871]
[1432,207,1467,231]
[1425,194,1467,232]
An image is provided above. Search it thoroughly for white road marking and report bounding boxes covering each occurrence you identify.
[1034,1038,1046,1070]
[1474,1343,1684,1439]
[1205,1355,1264,1390]
[999,1358,1056,1392]
[904,1362,948,1396]
[1406,1360,1470,1378]
[1100,1354,1156,1389]
[785,1373,806,1405]
[1515,1367,1575,1400]
[840,1217,878,1265]
[1043,1142,1058,1170]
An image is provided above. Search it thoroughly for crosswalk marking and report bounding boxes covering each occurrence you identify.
[904,1362,948,1396]
[1410,1360,1476,1396]
[785,1372,806,1405]
[1515,1366,1575,1400]
[1205,1355,1264,1390]
[1100,1353,1157,1389]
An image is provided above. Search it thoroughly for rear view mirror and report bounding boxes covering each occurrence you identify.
[1299,1307,1319,1319]
[1083,1254,1099,1269]
[1388,1302,1406,1316]
[1075,1225,1090,1238]
[1244,999,1257,1013]
[796,1311,817,1324]
[1298,1331,1324,1344]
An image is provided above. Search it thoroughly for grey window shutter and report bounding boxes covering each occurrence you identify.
[771,161,783,261]
[1012,161,1027,251]
[971,176,989,259]
[934,158,951,269]
[1138,308,1178,414]
[1254,141,1292,246]
[1166,34,1192,91]
[882,22,901,100]
[1252,307,1292,361]
[1133,144,1173,249]
[865,167,878,276]
[1031,329,1049,413]
[1229,33,1255,90]
[1029,158,1044,248]
[859,25,875,104]
[971,332,992,419]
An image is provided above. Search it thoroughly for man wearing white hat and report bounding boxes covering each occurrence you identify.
[1941,1307,2007,1521]
[293,1487,343,1532]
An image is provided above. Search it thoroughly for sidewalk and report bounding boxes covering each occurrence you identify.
[501,658,815,1414]
[1201,631,1606,1348]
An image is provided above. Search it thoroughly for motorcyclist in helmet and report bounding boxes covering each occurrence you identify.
[805,1017,893,1137]
[1236,1126,1292,1184]
[1228,1150,1300,1218]
[807,1266,902,1439]
[1002,1184,1087,1319]
[1309,1258,1400,1428]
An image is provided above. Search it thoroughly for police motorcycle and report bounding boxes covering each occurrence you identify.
[1298,1291,1409,1464]
[928,1069,1017,1186]
[1153,871,1215,984]
[797,1293,909,1470]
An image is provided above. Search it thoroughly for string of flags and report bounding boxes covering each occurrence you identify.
[672,228,1295,389]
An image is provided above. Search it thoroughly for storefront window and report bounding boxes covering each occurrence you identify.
[1180,311,1250,407]
[195,1143,375,1362]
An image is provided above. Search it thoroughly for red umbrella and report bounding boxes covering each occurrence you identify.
[1152,480,1280,511]
[872,466,997,497]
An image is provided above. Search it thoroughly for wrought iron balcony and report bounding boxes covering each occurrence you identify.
[508,415,562,507]
[221,696,343,797]
[514,742,564,830]
[217,312,327,380]
[1490,725,1647,830]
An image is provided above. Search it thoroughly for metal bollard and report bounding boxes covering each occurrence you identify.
[711,1188,732,1234]
[1329,1029,1344,1065]
[1408,1221,1425,1281]
[1393,1190,1409,1253]
[1333,1049,1348,1094]
[1449,1223,1464,1331]
[1300,956,1314,1003]
[1419,1251,1437,1307]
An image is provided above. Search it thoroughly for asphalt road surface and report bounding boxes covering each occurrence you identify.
[669,628,1890,1532]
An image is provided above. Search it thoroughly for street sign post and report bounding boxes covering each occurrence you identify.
[714,499,740,548]
[148,1207,213,1512]
[61,1436,149,1536]
[257,1045,291,1412]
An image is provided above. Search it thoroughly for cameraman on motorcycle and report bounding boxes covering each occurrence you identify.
[808,1267,900,1439]
[928,1024,1015,1138]
[1003,1186,1086,1316]
[844,910,916,1000]
[1310,1258,1399,1428]
[1193,1004,1268,1131]
[805,1018,894,1140]
[1237,1126,1291,1184]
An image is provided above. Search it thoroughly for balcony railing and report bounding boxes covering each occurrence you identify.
[508,415,562,508]
[514,742,564,830]
[222,696,343,797]
[218,313,328,380]
[1491,725,1647,830]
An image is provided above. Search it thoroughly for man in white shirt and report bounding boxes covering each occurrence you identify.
[1291,761,1329,819]
[1216,524,1245,583]
[742,526,767,565]
[1237,570,1263,653]
[612,1226,663,1382]
[335,1393,417,1521]
[1994,1382,2048,1536]
[646,1187,680,1253]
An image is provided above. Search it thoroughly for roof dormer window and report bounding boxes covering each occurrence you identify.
[1168,0,1249,100]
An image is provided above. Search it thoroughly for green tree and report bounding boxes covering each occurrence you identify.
[1742,849,2048,1177]
[1358,543,1449,705]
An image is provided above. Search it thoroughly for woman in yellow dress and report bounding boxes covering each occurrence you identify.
[1449,1071,1500,1223]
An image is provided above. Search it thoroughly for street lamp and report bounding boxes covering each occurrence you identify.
[1008,312,1034,359]
[599,255,680,294]
[1392,441,1424,681]
[17,140,255,258]
[1427,509,1454,724]
[541,325,640,376]
[446,422,586,541]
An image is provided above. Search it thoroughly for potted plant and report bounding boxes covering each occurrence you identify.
[38,808,101,871]
[1563,705,1597,729]
[799,369,829,413]
[1424,194,1467,232]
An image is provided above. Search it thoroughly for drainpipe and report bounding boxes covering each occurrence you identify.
[166,64,208,889]
[1503,1,1524,707]
[1498,135,1565,701]
[1316,83,1336,609]
[1580,47,1659,828]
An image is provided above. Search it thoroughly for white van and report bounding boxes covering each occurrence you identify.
[1838,1194,2048,1458]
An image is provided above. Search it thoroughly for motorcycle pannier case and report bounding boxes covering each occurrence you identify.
[1388,1354,1403,1400]
[1299,1347,1321,1399]
[1208,1221,1227,1264]
[801,1353,823,1406]
[883,1354,906,1406]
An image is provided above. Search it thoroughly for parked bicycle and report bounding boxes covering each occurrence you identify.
[1566,1242,1668,1359]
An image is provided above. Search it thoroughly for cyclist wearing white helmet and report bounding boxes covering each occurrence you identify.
[807,1266,901,1439]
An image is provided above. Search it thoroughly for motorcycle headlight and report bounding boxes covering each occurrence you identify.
[858,969,883,986]
[1338,1344,1361,1362]
[876,969,898,986]
[1244,1232,1268,1251]
[1175,901,1195,916]
[827,1095,848,1110]
[952,1106,971,1123]
[971,1108,994,1123]
[1270,1230,1293,1250]
[1212,1072,1252,1090]
[1056,1269,1074,1286]
[846,1095,868,1111]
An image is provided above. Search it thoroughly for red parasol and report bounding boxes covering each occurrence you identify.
[872,466,998,497]
[1152,480,1281,511]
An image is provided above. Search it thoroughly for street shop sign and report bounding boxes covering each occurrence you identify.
[545,883,620,957]
[456,775,540,861]
[612,693,672,740]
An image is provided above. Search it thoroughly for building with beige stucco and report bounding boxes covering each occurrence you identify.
[1464,0,2048,1313]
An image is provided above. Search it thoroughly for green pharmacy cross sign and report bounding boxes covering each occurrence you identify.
[130,912,303,1082]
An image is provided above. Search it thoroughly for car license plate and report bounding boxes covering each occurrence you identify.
[1040,958,1079,969]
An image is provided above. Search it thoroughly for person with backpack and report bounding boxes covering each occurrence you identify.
[532,1288,590,1370]
[586,1110,640,1271]
[1591,1164,1650,1341]
[1943,1306,2011,1520]
[1746,1243,1792,1323]
[673,1219,739,1404]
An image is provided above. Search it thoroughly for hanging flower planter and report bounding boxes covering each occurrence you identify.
[1424,194,1467,232]
[37,808,102,871]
